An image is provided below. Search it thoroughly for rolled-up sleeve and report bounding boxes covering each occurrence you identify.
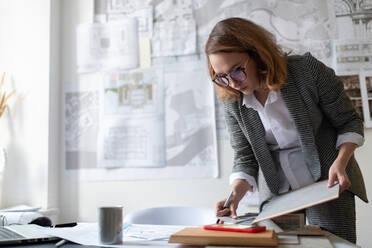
[229,172,257,192]
[229,172,259,205]
[336,132,365,149]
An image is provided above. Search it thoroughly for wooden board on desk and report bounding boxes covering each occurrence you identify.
[168,227,278,247]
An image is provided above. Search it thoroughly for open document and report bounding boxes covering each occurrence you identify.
[42,223,187,247]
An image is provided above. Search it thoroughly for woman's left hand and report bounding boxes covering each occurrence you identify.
[328,159,351,193]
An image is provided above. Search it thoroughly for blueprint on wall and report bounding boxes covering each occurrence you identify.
[64,65,218,180]
[98,68,165,169]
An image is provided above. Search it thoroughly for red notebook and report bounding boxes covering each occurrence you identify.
[203,224,266,233]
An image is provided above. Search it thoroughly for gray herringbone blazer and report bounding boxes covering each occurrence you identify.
[223,53,368,204]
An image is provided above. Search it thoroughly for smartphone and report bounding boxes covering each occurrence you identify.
[203,224,266,233]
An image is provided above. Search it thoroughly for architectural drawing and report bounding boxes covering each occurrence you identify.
[333,0,372,72]
[164,61,218,170]
[64,81,100,170]
[98,68,165,168]
[76,19,139,73]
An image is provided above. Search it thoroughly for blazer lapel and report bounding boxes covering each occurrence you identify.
[280,73,321,180]
[238,99,280,194]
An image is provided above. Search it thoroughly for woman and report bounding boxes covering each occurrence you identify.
[205,17,368,243]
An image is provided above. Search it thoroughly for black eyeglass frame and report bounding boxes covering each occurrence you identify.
[212,67,247,87]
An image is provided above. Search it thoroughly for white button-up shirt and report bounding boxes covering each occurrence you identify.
[230,90,364,205]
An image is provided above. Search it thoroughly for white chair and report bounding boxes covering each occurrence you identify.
[124,206,216,226]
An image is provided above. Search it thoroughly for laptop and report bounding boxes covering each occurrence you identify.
[0,224,59,245]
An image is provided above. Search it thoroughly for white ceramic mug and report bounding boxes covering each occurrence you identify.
[98,206,123,244]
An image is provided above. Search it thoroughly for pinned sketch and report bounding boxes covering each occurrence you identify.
[154,0,194,23]
[152,0,197,57]
[108,7,154,38]
[97,68,165,168]
[76,19,139,73]
[131,8,153,37]
[97,117,165,168]
[152,19,197,57]
[333,0,372,73]
[64,76,102,170]
[333,40,372,73]
[164,61,218,172]
[107,0,152,15]
[102,69,163,116]
[334,0,372,40]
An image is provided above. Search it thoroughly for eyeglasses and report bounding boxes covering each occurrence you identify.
[212,67,247,87]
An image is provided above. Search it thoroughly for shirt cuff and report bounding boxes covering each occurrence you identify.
[336,132,364,149]
[229,172,259,206]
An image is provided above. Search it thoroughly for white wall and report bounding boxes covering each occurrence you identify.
[354,129,372,247]
[0,0,54,209]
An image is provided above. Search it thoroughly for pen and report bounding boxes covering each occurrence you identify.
[55,239,67,247]
[54,222,77,228]
[216,191,234,224]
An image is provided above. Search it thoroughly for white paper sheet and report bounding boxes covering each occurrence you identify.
[64,78,101,170]
[333,39,372,73]
[163,61,218,171]
[152,19,197,57]
[97,117,165,168]
[98,68,165,168]
[152,0,196,57]
[41,223,186,247]
[123,224,188,241]
[108,7,154,38]
[77,19,139,73]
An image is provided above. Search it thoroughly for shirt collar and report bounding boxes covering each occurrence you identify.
[242,90,279,110]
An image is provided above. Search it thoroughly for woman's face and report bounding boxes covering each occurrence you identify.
[208,52,261,95]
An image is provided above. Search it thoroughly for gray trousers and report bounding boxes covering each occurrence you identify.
[306,190,356,243]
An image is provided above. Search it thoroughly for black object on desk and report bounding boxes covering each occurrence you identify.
[54,222,77,228]
[29,216,52,227]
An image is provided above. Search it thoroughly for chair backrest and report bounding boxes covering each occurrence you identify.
[124,206,216,226]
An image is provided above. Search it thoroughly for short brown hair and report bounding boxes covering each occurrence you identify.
[205,18,288,101]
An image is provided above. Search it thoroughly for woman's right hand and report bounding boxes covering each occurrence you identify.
[215,179,252,219]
